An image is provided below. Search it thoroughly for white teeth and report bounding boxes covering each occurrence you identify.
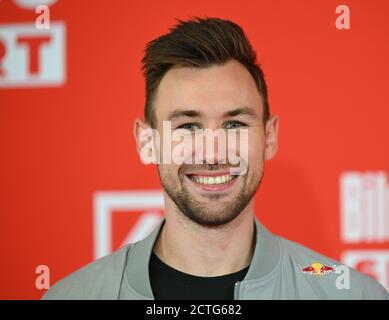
[192,174,235,185]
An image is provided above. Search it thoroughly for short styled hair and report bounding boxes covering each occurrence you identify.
[142,17,270,127]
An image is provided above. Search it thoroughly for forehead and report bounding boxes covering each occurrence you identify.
[154,59,263,120]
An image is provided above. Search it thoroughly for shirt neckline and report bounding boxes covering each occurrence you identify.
[150,250,250,280]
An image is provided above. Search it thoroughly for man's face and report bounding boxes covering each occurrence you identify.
[136,59,278,227]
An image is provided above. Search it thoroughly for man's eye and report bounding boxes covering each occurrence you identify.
[224,120,246,129]
[177,123,202,131]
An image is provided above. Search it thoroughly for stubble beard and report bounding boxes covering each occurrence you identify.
[158,165,263,227]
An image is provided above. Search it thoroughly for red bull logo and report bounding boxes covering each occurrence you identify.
[301,262,336,276]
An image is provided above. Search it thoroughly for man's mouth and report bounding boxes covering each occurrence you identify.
[184,170,239,192]
[188,174,238,185]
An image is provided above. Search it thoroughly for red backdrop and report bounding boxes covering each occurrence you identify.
[1,0,389,299]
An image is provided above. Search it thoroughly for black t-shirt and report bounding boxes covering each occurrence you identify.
[149,251,250,300]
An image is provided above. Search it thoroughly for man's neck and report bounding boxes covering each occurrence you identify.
[153,201,256,277]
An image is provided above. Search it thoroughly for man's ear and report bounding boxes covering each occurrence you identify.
[264,115,279,160]
[133,118,158,164]
[133,118,149,151]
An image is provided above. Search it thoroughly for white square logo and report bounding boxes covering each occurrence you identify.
[0,22,66,88]
[342,250,389,291]
[93,191,164,259]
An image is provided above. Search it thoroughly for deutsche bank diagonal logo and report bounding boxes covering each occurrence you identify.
[93,191,164,259]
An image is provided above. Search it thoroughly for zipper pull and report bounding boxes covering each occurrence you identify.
[234,281,240,300]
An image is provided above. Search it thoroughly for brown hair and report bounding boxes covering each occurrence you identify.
[142,17,269,127]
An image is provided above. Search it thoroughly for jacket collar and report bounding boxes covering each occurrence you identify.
[124,215,281,299]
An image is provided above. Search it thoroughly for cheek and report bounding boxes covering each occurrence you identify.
[163,163,178,172]
[247,137,265,173]
[164,164,181,183]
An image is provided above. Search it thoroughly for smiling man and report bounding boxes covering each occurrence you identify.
[43,17,389,300]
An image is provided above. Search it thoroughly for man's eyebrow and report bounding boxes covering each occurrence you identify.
[166,107,258,121]
[167,109,203,120]
[223,107,258,119]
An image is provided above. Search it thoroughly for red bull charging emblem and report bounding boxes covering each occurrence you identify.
[301,262,336,276]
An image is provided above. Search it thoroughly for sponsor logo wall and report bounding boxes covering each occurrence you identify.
[1,0,388,298]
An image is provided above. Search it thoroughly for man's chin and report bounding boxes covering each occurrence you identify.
[182,211,241,228]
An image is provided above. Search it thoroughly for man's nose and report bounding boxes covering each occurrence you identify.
[197,128,229,165]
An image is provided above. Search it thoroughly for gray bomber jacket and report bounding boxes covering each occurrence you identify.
[42,217,389,300]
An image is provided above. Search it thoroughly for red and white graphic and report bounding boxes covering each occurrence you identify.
[13,0,58,9]
[340,171,389,290]
[342,250,389,291]
[1,0,389,300]
[0,22,65,88]
[93,191,164,259]
[340,172,389,243]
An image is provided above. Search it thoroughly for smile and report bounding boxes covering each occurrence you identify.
[188,174,237,185]
[184,170,240,192]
